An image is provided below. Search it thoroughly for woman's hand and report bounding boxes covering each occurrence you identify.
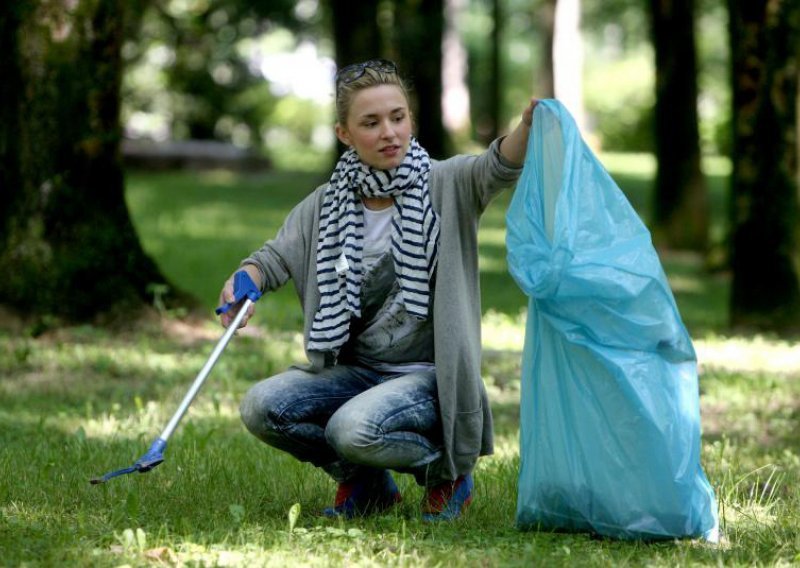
[521,97,539,128]
[499,97,540,166]
[218,266,260,329]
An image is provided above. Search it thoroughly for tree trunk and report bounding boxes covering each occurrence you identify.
[330,0,381,69]
[0,0,170,322]
[487,0,502,143]
[328,0,381,159]
[0,5,26,250]
[538,0,557,99]
[649,0,709,251]
[728,0,800,333]
[393,0,450,158]
[471,0,503,146]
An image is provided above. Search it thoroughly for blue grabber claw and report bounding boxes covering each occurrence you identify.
[90,438,167,484]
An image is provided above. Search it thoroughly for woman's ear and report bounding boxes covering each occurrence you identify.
[335,123,351,146]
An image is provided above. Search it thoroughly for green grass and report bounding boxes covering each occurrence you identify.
[125,169,327,331]
[2,156,799,566]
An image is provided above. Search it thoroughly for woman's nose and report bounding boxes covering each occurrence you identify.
[379,120,395,138]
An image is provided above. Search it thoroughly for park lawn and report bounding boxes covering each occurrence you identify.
[1,156,799,566]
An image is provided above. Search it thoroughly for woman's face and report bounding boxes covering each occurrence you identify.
[335,84,412,170]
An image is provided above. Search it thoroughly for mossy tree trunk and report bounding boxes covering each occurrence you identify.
[0,1,169,322]
[728,0,800,333]
[649,0,709,251]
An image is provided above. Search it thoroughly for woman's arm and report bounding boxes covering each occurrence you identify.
[499,98,539,166]
[218,186,321,328]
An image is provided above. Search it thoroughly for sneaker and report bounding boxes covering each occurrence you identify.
[323,470,402,519]
[422,474,473,522]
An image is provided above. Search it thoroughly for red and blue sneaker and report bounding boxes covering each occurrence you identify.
[323,470,402,519]
[422,474,473,521]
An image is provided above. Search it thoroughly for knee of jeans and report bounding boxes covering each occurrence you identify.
[325,409,379,460]
[239,385,279,438]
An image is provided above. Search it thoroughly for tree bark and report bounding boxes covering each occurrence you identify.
[487,0,502,143]
[538,0,557,99]
[393,0,450,158]
[649,0,709,251]
[0,0,170,322]
[328,0,381,159]
[0,4,27,249]
[329,0,381,69]
[728,0,800,333]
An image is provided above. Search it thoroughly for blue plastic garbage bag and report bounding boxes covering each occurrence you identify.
[507,100,719,541]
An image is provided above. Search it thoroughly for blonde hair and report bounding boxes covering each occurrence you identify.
[335,66,411,125]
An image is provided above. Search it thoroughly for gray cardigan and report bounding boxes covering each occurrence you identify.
[242,139,522,479]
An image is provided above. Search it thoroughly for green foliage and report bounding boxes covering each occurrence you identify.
[121,0,316,150]
[265,96,336,171]
[584,55,655,152]
[695,0,732,156]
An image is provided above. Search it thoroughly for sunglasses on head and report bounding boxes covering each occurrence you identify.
[335,59,398,89]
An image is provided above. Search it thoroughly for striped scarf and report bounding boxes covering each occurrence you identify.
[308,137,439,353]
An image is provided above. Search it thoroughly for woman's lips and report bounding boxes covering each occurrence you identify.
[380,145,401,157]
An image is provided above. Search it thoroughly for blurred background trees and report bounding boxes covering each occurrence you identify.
[649,0,709,251]
[1,0,798,334]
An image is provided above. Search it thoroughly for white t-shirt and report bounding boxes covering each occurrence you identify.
[362,204,394,270]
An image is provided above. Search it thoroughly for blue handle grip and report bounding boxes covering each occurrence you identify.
[215,271,262,314]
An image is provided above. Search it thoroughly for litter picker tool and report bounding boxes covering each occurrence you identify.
[90,271,262,484]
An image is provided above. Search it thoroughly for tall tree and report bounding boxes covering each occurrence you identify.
[326,0,381,159]
[538,0,557,99]
[393,0,450,158]
[485,0,503,143]
[727,0,800,332]
[649,0,709,251]
[329,0,381,68]
[463,0,501,146]
[0,0,170,321]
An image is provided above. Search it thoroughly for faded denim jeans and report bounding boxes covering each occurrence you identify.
[239,365,445,486]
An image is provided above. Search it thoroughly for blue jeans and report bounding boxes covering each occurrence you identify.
[239,365,445,486]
